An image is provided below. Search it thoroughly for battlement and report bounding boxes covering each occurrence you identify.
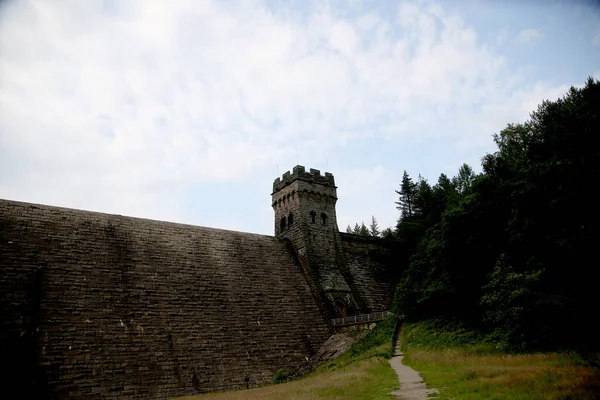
[273,165,336,193]
[0,167,403,399]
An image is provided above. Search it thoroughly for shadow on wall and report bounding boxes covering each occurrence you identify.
[0,268,49,398]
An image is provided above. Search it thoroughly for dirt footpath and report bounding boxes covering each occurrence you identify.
[389,334,437,399]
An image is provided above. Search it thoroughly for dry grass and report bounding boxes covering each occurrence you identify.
[176,353,398,400]
[404,347,600,400]
[175,316,398,399]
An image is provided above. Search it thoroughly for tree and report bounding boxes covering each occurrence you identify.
[452,163,476,194]
[395,171,417,219]
[432,173,457,214]
[382,227,395,239]
[353,223,361,235]
[478,77,600,348]
[369,216,380,237]
[359,222,370,236]
[394,174,431,259]
[393,77,600,349]
[413,176,435,222]
[346,225,353,234]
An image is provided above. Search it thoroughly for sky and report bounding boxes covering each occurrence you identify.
[1,0,599,235]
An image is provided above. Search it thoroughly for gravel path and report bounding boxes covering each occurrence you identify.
[388,329,436,399]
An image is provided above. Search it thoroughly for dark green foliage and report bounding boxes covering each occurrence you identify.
[346,316,396,359]
[347,218,384,237]
[381,227,396,239]
[395,171,417,219]
[401,318,489,350]
[359,222,370,236]
[393,77,600,350]
[369,216,380,237]
[451,163,476,195]
[273,369,290,384]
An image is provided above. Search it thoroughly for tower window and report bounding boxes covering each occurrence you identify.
[310,211,316,224]
[288,212,294,227]
[280,216,287,232]
[320,213,328,226]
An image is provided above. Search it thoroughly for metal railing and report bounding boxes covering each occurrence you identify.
[390,317,403,356]
[331,311,394,326]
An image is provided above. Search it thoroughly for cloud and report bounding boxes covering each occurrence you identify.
[0,0,571,232]
[336,164,397,231]
[516,28,545,44]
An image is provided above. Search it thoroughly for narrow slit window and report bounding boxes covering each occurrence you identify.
[310,211,316,224]
[288,213,294,227]
[280,216,287,232]
[320,213,327,226]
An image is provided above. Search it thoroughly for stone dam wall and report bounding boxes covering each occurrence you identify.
[0,200,331,399]
[339,233,402,313]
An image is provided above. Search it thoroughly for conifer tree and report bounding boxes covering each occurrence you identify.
[359,222,370,236]
[369,216,380,237]
[382,227,395,239]
[395,171,417,219]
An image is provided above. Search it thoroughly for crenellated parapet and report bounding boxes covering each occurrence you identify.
[273,165,336,193]
[272,166,337,210]
[0,165,404,400]
[272,165,365,321]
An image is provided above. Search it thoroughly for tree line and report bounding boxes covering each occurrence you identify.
[349,78,599,350]
[345,217,395,238]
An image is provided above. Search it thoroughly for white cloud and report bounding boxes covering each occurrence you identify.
[0,0,571,232]
[516,28,545,44]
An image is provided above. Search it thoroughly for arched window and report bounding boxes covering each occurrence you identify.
[310,211,316,224]
[288,212,294,227]
[320,213,327,226]
[280,216,287,232]
[335,299,348,317]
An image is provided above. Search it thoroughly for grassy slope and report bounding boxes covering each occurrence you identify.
[179,318,399,400]
[179,355,397,400]
[401,320,600,400]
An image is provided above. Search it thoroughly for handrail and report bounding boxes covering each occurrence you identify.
[330,311,395,326]
[390,317,403,357]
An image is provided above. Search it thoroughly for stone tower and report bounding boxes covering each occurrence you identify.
[272,165,358,318]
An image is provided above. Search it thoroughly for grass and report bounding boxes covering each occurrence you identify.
[400,319,600,400]
[177,317,399,400]
[328,316,397,367]
[178,353,397,400]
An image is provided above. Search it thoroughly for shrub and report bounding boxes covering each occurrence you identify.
[273,369,289,384]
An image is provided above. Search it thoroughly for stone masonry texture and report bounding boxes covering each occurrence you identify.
[272,165,358,319]
[0,166,402,399]
[339,233,402,313]
[0,200,330,399]
[272,166,402,319]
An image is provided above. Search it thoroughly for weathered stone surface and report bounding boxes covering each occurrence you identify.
[339,233,402,313]
[0,200,330,399]
[272,166,359,319]
[0,165,402,399]
[294,331,367,376]
[272,166,402,319]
